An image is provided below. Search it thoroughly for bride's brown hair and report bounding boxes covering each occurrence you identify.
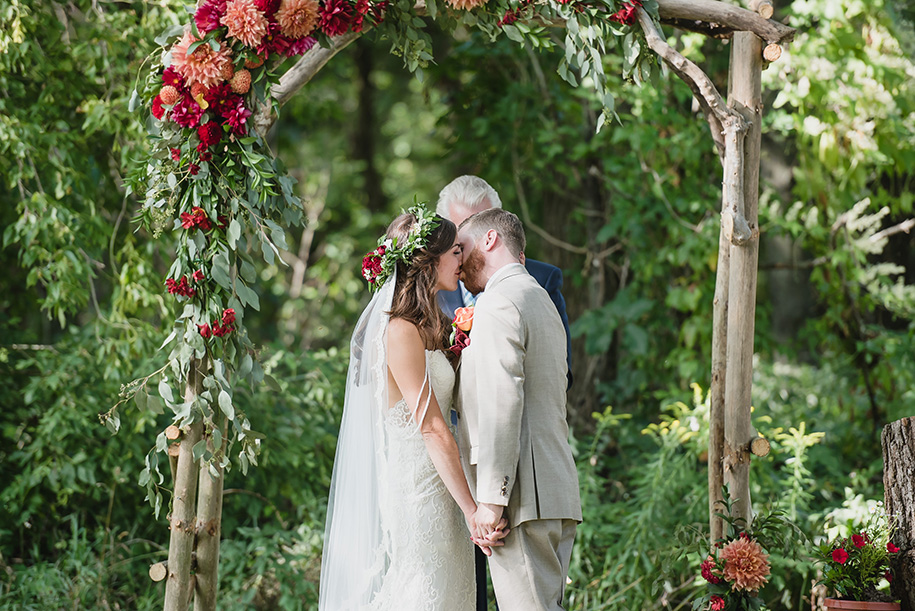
[386,212,457,354]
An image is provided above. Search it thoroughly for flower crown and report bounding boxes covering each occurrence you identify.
[361,204,441,292]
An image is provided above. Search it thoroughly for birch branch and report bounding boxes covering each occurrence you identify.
[657,0,795,45]
[637,8,736,159]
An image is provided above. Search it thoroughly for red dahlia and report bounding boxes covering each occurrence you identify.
[197,121,223,148]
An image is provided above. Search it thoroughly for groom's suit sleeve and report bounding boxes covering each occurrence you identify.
[472,291,526,507]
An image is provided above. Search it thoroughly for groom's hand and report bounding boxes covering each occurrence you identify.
[471,503,504,538]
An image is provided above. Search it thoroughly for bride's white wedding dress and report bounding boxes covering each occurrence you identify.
[370,350,475,610]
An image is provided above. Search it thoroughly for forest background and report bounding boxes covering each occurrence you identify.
[1,0,914,608]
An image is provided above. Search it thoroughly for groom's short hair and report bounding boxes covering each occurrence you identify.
[436,175,503,219]
[459,208,526,258]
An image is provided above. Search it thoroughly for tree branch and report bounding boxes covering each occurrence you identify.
[638,8,736,159]
[254,31,363,137]
[657,0,795,45]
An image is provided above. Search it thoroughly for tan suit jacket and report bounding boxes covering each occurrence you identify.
[457,264,581,526]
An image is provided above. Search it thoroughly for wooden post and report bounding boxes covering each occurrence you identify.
[883,418,915,609]
[164,358,206,611]
[194,420,226,611]
[709,188,730,542]
[722,28,763,524]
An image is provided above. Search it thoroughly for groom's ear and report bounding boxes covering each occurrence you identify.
[481,229,498,251]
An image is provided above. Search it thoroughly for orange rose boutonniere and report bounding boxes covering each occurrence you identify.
[448,306,473,357]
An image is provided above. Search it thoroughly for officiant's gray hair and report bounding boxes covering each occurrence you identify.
[459,208,526,259]
[436,175,503,219]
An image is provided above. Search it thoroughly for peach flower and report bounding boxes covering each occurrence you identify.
[720,537,770,591]
[171,30,232,89]
[275,0,320,39]
[221,0,269,47]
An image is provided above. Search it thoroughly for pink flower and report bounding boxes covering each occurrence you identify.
[284,35,316,56]
[171,95,205,128]
[171,30,233,89]
[255,0,280,14]
[276,0,320,39]
[192,269,205,282]
[852,534,866,549]
[832,548,849,564]
[221,0,269,47]
[719,537,770,591]
[170,148,181,161]
[222,99,252,135]
[888,542,900,553]
[195,0,228,34]
[710,596,725,611]
[319,0,353,36]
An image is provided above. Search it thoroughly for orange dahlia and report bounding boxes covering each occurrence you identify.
[171,30,232,89]
[720,537,770,591]
[275,0,320,39]
[221,0,269,47]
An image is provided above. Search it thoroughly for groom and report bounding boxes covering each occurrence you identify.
[457,208,582,611]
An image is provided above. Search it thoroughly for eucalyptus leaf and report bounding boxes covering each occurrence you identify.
[192,439,207,461]
[158,379,175,405]
[218,390,235,420]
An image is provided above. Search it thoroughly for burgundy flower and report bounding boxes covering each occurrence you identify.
[222,99,252,135]
[700,555,721,585]
[710,596,725,611]
[171,95,204,128]
[448,326,470,357]
[195,0,227,33]
[217,215,229,230]
[888,542,900,553]
[198,149,213,161]
[152,95,166,120]
[255,0,280,14]
[609,0,641,25]
[352,0,369,32]
[189,163,200,175]
[198,323,212,338]
[170,148,181,161]
[832,548,849,564]
[319,0,353,37]
[885,569,893,582]
[852,534,866,549]
[205,83,234,115]
[192,269,205,282]
[498,8,520,27]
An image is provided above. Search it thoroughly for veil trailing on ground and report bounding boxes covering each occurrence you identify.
[318,271,395,610]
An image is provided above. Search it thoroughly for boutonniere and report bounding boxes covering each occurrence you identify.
[448,306,473,357]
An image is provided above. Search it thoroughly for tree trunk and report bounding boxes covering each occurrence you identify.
[883,417,915,610]
[164,359,206,611]
[721,29,762,524]
[193,419,225,611]
[352,39,386,213]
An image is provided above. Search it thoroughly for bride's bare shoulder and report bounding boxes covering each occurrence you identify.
[387,317,422,343]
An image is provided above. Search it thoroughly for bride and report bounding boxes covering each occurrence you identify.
[319,205,504,610]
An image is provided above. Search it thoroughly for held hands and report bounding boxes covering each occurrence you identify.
[469,503,510,556]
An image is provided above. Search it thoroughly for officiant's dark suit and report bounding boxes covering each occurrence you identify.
[439,258,573,389]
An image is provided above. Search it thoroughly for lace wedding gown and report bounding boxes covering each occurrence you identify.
[370,350,476,610]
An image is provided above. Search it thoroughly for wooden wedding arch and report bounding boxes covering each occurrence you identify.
[149,1,803,608]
